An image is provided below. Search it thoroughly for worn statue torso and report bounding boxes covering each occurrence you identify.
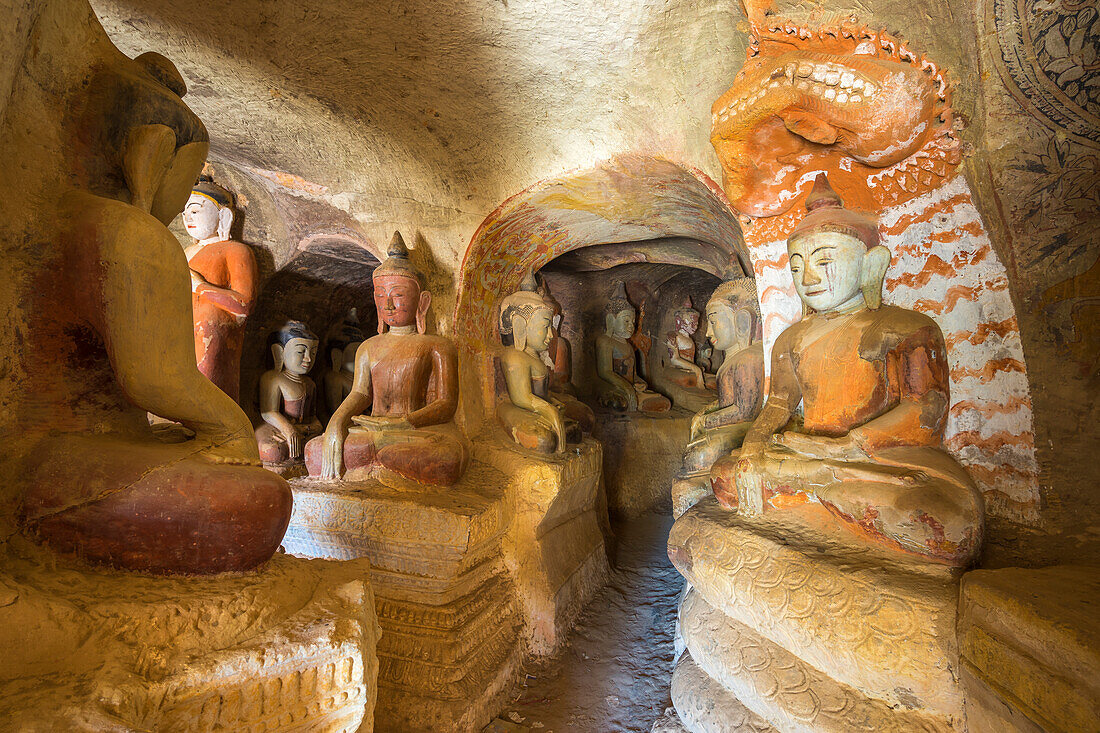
[366,332,444,416]
[608,337,638,382]
[785,306,947,438]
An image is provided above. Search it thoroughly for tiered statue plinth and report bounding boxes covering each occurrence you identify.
[668,496,965,732]
[593,406,693,517]
[0,543,380,732]
[284,463,522,732]
[284,439,609,731]
[477,433,610,655]
[959,566,1100,732]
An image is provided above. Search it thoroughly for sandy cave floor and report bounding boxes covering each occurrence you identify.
[491,508,682,732]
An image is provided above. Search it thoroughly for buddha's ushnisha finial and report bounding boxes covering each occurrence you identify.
[373,230,426,287]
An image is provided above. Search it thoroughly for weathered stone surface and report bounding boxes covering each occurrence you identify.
[478,436,610,655]
[594,409,692,517]
[679,588,954,732]
[0,545,380,732]
[669,651,775,733]
[959,565,1100,732]
[668,496,963,723]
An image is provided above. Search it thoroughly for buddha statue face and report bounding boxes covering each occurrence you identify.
[374,274,429,331]
[788,231,872,314]
[520,308,554,352]
[279,337,317,376]
[705,301,739,352]
[675,309,700,335]
[606,308,635,340]
[182,194,221,241]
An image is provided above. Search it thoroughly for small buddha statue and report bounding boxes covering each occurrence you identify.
[498,271,596,453]
[322,309,365,423]
[537,278,576,396]
[181,177,257,402]
[596,281,671,413]
[17,51,290,574]
[663,298,708,390]
[306,232,469,487]
[255,321,323,472]
[680,278,765,479]
[710,175,984,566]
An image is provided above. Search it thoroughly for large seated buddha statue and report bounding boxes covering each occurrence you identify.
[671,277,765,515]
[181,177,257,402]
[596,281,671,413]
[306,233,469,487]
[710,175,983,566]
[16,52,291,574]
[497,271,595,453]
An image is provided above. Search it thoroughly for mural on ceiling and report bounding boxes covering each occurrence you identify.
[717,21,1041,523]
[452,155,748,416]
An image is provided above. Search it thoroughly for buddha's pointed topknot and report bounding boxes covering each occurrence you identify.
[388,231,409,259]
[789,173,879,250]
[519,268,539,292]
[805,173,842,212]
[605,280,634,317]
[374,230,426,287]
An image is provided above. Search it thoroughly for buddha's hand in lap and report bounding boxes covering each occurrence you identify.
[319,429,345,480]
[282,426,303,459]
[770,432,868,462]
[351,415,413,431]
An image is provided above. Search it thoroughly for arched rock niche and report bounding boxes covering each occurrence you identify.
[453,154,749,430]
[240,233,380,422]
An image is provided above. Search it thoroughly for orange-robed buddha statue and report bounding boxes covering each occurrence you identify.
[306,233,469,487]
[710,175,984,567]
[181,178,257,402]
[16,52,290,574]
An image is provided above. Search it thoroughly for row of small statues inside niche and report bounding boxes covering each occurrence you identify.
[179,170,982,570]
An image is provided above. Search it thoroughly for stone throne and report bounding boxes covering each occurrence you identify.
[664,20,1040,733]
[0,3,379,729]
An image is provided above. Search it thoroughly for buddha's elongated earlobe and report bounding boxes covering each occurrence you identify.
[123,124,176,213]
[512,314,527,351]
[271,343,284,370]
[416,290,432,335]
[861,245,891,310]
[216,205,234,241]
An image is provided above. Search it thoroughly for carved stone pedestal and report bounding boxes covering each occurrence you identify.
[284,462,525,732]
[959,566,1100,732]
[478,435,611,655]
[593,408,693,517]
[0,544,380,732]
[667,496,965,732]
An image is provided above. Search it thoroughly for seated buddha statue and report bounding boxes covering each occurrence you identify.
[321,309,365,423]
[662,299,709,390]
[673,278,765,512]
[16,51,290,574]
[710,175,984,566]
[306,233,469,487]
[255,321,323,471]
[596,282,672,413]
[181,177,257,402]
[497,271,595,453]
[537,278,577,396]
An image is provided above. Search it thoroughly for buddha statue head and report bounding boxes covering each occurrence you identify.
[673,298,701,335]
[500,270,554,353]
[706,277,761,354]
[330,309,365,374]
[604,281,636,339]
[373,231,431,334]
[272,320,318,377]
[536,275,565,333]
[787,174,890,315]
[182,177,235,243]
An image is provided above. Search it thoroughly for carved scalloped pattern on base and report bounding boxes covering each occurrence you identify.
[669,498,963,719]
[680,588,957,732]
[670,650,777,733]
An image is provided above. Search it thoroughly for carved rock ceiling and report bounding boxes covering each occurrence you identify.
[91,0,751,250]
